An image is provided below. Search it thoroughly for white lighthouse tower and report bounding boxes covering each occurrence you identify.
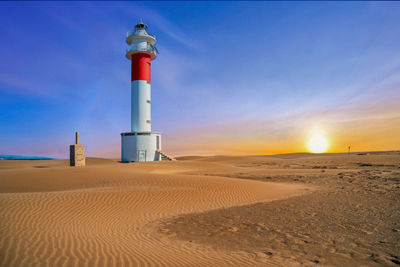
[121,21,161,162]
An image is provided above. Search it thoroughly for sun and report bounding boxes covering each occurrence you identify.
[308,133,329,153]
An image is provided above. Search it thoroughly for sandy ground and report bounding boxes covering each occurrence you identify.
[0,157,309,266]
[162,152,400,266]
[0,152,398,266]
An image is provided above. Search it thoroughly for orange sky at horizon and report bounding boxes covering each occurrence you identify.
[91,96,400,158]
[161,98,400,156]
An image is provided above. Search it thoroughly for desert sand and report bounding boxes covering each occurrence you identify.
[0,152,399,266]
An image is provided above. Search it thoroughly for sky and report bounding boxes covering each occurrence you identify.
[0,1,399,158]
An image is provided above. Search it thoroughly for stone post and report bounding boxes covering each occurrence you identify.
[70,131,85,166]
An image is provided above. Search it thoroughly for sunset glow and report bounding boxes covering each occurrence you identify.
[308,133,329,153]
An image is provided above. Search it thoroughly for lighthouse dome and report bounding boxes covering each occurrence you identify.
[126,20,156,45]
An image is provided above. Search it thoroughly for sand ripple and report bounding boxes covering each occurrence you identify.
[0,159,307,266]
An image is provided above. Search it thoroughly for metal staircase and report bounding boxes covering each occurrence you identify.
[156,150,176,161]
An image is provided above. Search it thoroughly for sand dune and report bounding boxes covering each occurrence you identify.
[0,157,308,266]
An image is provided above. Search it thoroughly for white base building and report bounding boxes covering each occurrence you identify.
[121,132,161,162]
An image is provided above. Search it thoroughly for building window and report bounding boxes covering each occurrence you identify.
[146,62,150,66]
[146,100,151,104]
[146,120,151,124]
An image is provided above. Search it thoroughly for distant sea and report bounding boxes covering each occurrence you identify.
[0,155,53,160]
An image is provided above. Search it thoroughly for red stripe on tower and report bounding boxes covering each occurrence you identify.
[131,53,151,82]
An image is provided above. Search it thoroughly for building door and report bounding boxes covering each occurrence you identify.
[137,150,146,162]
[156,136,160,150]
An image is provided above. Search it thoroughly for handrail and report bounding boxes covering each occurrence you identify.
[127,29,156,39]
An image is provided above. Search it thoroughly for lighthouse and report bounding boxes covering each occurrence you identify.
[121,21,162,162]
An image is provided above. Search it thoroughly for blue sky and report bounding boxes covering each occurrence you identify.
[1,2,399,157]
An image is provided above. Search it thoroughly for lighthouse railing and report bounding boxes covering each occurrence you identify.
[126,29,156,39]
